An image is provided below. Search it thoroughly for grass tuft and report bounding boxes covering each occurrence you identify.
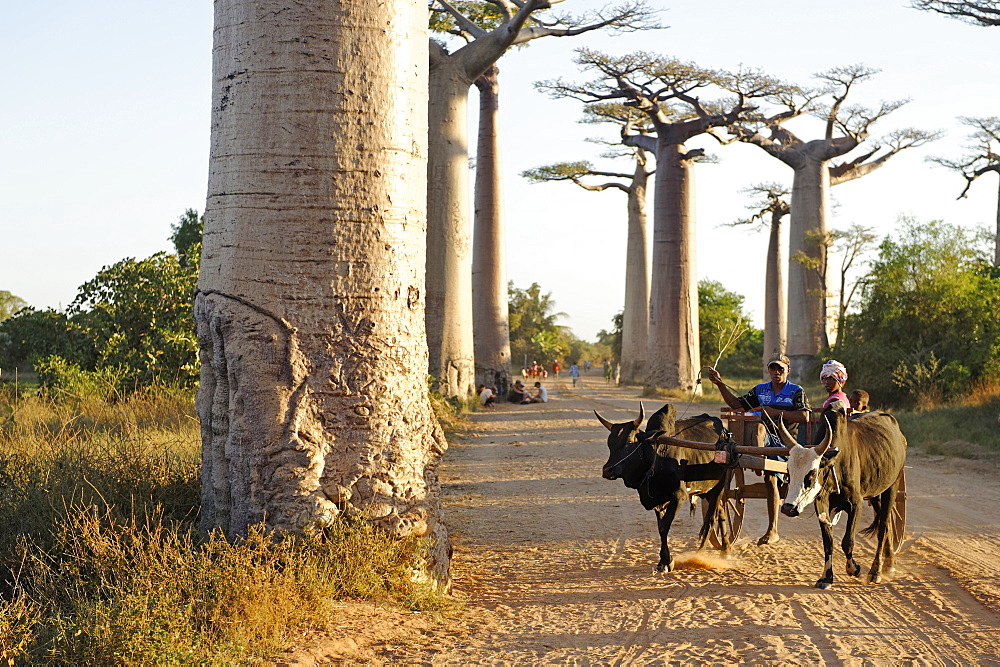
[0,384,452,663]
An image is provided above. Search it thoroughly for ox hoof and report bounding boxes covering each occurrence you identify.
[757,532,780,546]
[654,559,675,574]
[815,580,833,590]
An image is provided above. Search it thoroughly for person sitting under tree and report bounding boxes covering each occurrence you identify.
[522,381,548,404]
[508,380,528,403]
[478,384,496,409]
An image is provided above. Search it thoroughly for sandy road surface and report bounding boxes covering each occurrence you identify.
[283,377,1000,665]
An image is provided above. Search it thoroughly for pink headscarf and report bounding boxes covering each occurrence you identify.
[820,359,848,385]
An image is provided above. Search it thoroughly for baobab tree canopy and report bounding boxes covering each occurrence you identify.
[929,116,1000,264]
[538,49,782,390]
[717,64,938,378]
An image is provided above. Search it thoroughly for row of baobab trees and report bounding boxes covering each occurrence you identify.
[428,0,1000,402]
[195,0,999,585]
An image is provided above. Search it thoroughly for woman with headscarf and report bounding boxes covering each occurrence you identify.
[820,359,850,412]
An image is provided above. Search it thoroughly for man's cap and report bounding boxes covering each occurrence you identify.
[766,353,790,370]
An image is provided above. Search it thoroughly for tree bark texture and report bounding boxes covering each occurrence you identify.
[472,66,513,394]
[198,0,450,583]
[646,142,701,392]
[762,209,787,378]
[787,157,831,380]
[620,157,651,384]
[427,52,477,399]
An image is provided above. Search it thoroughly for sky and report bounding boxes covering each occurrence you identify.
[3,1,998,343]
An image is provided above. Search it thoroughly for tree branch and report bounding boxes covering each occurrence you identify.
[911,0,1000,26]
[434,0,489,38]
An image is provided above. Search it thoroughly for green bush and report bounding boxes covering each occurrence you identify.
[69,253,199,390]
[837,218,1000,407]
[0,308,95,372]
[33,355,121,401]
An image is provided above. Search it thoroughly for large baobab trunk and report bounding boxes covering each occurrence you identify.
[762,207,787,377]
[198,0,450,582]
[787,158,831,380]
[621,157,651,384]
[427,54,477,399]
[472,65,512,394]
[646,142,701,392]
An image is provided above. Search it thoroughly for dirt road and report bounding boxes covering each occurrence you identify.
[285,377,1000,665]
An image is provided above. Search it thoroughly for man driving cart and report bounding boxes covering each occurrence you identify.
[705,353,811,545]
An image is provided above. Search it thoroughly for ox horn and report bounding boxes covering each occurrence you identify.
[594,410,615,432]
[634,401,645,428]
[814,415,834,456]
[774,414,798,449]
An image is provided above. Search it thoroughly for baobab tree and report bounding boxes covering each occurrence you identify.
[197,1,450,582]
[911,0,1000,24]
[522,104,653,384]
[427,0,657,398]
[928,116,1000,264]
[718,65,938,379]
[539,51,782,391]
[471,64,513,394]
[730,183,790,376]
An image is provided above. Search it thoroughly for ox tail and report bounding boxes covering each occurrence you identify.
[859,519,879,539]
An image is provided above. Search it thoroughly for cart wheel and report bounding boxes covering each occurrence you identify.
[706,467,745,549]
[891,469,907,553]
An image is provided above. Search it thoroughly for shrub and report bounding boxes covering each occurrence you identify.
[837,219,1000,407]
[33,355,122,401]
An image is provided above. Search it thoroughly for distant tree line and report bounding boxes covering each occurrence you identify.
[0,210,203,391]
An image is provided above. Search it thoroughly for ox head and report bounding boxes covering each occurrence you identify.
[779,410,842,517]
[595,402,649,486]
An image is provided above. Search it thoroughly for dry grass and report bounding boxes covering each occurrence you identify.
[0,384,451,664]
[896,383,1000,460]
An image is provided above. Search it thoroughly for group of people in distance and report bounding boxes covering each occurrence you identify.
[522,362,549,379]
[477,379,548,408]
[706,353,869,545]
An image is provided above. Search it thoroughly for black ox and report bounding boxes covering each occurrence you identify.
[596,402,740,572]
[776,408,907,589]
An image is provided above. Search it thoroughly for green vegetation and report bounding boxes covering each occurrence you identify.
[169,208,204,269]
[0,210,202,392]
[698,279,763,378]
[836,218,1000,408]
[897,396,1000,459]
[0,291,27,322]
[0,384,450,663]
[68,252,199,389]
[508,281,611,371]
